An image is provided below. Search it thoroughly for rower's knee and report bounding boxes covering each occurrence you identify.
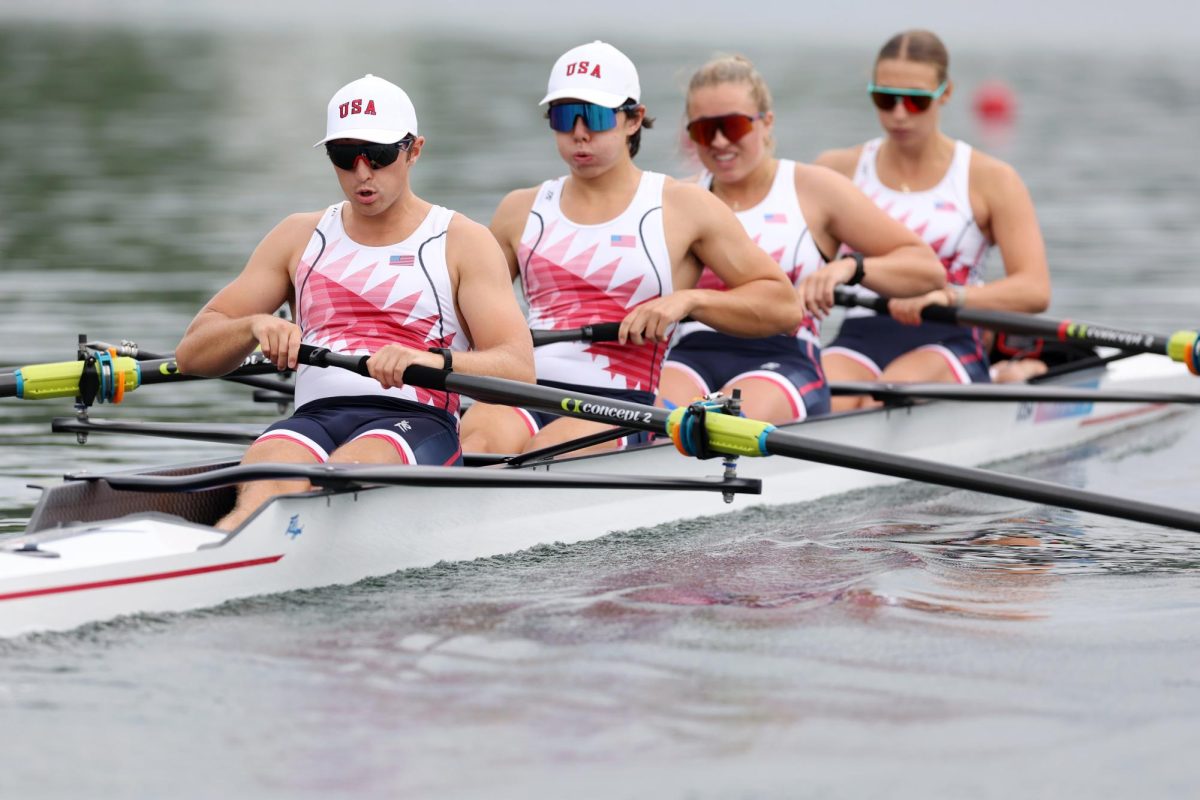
[460,403,532,454]
[656,363,708,409]
[991,358,1048,383]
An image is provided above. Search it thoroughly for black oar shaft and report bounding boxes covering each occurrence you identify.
[834,287,1175,355]
[760,429,1200,533]
[299,345,674,432]
[829,380,1200,404]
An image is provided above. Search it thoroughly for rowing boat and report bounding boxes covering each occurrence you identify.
[0,349,1194,638]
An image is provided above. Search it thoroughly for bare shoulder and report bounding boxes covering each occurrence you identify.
[663,175,721,212]
[493,185,540,220]
[269,210,324,241]
[968,147,1027,193]
[812,145,862,177]
[448,210,496,242]
[245,210,324,271]
[795,161,855,192]
[447,211,504,257]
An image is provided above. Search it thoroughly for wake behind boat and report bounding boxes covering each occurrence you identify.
[1,349,1195,638]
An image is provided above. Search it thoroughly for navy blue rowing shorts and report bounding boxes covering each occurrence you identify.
[825,315,991,383]
[257,395,463,465]
[663,332,831,420]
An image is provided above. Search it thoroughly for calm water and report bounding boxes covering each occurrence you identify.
[2,22,1200,799]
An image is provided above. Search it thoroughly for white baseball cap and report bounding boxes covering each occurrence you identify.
[539,41,640,108]
[314,74,418,147]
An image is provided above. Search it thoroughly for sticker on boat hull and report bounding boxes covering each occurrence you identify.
[1016,378,1099,423]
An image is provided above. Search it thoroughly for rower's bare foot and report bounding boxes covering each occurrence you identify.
[991,358,1049,383]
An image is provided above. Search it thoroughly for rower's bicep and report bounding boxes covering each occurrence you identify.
[452,222,529,351]
[202,216,309,319]
[666,186,776,288]
[987,169,1048,278]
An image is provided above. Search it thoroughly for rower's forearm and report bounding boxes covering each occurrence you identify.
[446,343,535,384]
[963,274,1051,313]
[176,312,265,376]
[862,247,946,297]
[687,282,801,337]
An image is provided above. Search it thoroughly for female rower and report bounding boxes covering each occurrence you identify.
[657,55,945,423]
[459,41,799,455]
[818,29,1051,410]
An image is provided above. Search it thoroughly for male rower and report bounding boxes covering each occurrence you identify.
[176,74,534,530]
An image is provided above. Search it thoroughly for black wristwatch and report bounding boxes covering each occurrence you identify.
[427,347,453,371]
[845,252,866,286]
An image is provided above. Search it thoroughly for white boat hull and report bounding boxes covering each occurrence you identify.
[0,354,1193,636]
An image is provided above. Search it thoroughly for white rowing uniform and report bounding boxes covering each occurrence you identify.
[826,138,992,383]
[679,158,827,342]
[840,137,991,318]
[293,201,468,417]
[519,171,673,399]
[664,159,831,420]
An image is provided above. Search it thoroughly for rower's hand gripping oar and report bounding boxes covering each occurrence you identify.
[833,286,1200,374]
[295,343,1200,535]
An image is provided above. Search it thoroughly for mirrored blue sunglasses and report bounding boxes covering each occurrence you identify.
[548,102,639,133]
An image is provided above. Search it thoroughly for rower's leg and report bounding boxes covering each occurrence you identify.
[821,352,879,412]
[523,417,626,455]
[991,358,1049,383]
[720,375,805,425]
[217,438,320,532]
[327,436,411,464]
[880,349,965,384]
[460,401,535,454]
[655,363,709,410]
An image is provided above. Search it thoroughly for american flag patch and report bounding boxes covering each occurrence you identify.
[764,213,787,223]
[389,254,415,266]
[610,235,636,248]
[934,201,956,212]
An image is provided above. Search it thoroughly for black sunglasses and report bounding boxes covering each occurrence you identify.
[325,136,415,171]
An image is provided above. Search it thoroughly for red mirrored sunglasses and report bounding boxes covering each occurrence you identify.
[685,112,765,146]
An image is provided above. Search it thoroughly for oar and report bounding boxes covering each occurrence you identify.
[0,351,281,402]
[295,344,1200,534]
[86,340,295,396]
[833,286,1200,374]
[830,381,1200,405]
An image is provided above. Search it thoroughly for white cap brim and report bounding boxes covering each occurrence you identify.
[312,127,415,147]
[538,87,631,107]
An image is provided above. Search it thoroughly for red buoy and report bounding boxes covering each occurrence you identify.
[973,80,1016,123]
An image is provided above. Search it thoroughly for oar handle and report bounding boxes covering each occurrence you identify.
[530,322,622,347]
[294,344,454,395]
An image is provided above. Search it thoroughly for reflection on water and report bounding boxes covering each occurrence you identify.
[3,21,1200,799]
